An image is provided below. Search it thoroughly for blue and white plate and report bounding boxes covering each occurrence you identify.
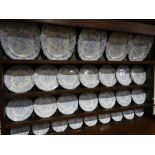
[0,21,40,60]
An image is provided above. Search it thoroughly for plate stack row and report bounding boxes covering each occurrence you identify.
[0,21,154,61]
[10,108,145,135]
[4,65,146,93]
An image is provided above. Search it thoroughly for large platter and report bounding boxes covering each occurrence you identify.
[4,65,34,93]
[57,65,80,89]
[78,28,107,61]
[79,93,98,112]
[34,96,57,118]
[99,91,116,109]
[33,65,59,91]
[79,65,99,88]
[41,24,76,60]
[99,65,117,87]
[0,21,40,60]
[57,94,78,115]
[6,98,33,122]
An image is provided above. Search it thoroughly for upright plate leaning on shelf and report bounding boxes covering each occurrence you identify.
[0,21,40,60]
[79,93,98,112]
[34,96,57,118]
[123,110,134,120]
[131,65,146,85]
[134,108,144,117]
[32,124,50,135]
[41,24,76,60]
[6,98,34,122]
[98,91,116,109]
[68,118,83,130]
[57,65,80,89]
[4,65,34,93]
[128,34,154,61]
[33,65,59,91]
[78,28,107,61]
[111,112,123,122]
[57,94,78,115]
[131,89,146,104]
[52,120,68,133]
[116,90,131,107]
[99,65,117,87]
[105,32,133,61]
[79,65,99,88]
[98,113,111,124]
[84,116,98,127]
[116,65,132,86]
[10,127,30,135]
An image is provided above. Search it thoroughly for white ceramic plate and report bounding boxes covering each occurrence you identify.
[106,32,133,61]
[78,28,107,61]
[116,65,132,86]
[84,116,98,127]
[32,124,50,135]
[98,113,111,124]
[52,120,68,133]
[131,65,146,85]
[68,118,83,130]
[4,65,34,93]
[34,96,57,118]
[79,93,98,112]
[57,94,78,115]
[10,127,30,135]
[41,24,76,60]
[123,110,134,120]
[116,90,131,107]
[6,98,33,122]
[128,34,154,61]
[33,65,59,91]
[79,65,99,88]
[99,65,117,87]
[99,91,116,109]
[111,112,123,122]
[131,89,146,104]
[134,108,144,117]
[57,65,80,89]
[0,21,40,60]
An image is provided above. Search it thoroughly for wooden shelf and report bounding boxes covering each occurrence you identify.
[3,83,153,99]
[1,59,154,65]
[4,102,153,129]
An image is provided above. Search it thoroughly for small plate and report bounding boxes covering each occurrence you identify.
[57,65,80,89]
[32,124,50,135]
[98,114,111,124]
[123,110,134,120]
[99,65,117,87]
[131,65,146,85]
[116,65,132,86]
[111,112,123,122]
[84,116,98,127]
[10,127,30,135]
[68,118,83,130]
[52,120,68,133]
[79,65,99,88]
[79,93,98,112]
[134,109,144,117]
[78,28,107,61]
[116,90,131,107]
[34,96,57,118]
[41,24,76,60]
[131,89,146,104]
[4,65,34,93]
[128,34,154,61]
[57,94,78,115]
[6,98,33,122]
[33,65,59,91]
[99,91,116,109]
[0,21,40,60]
[106,32,133,61]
